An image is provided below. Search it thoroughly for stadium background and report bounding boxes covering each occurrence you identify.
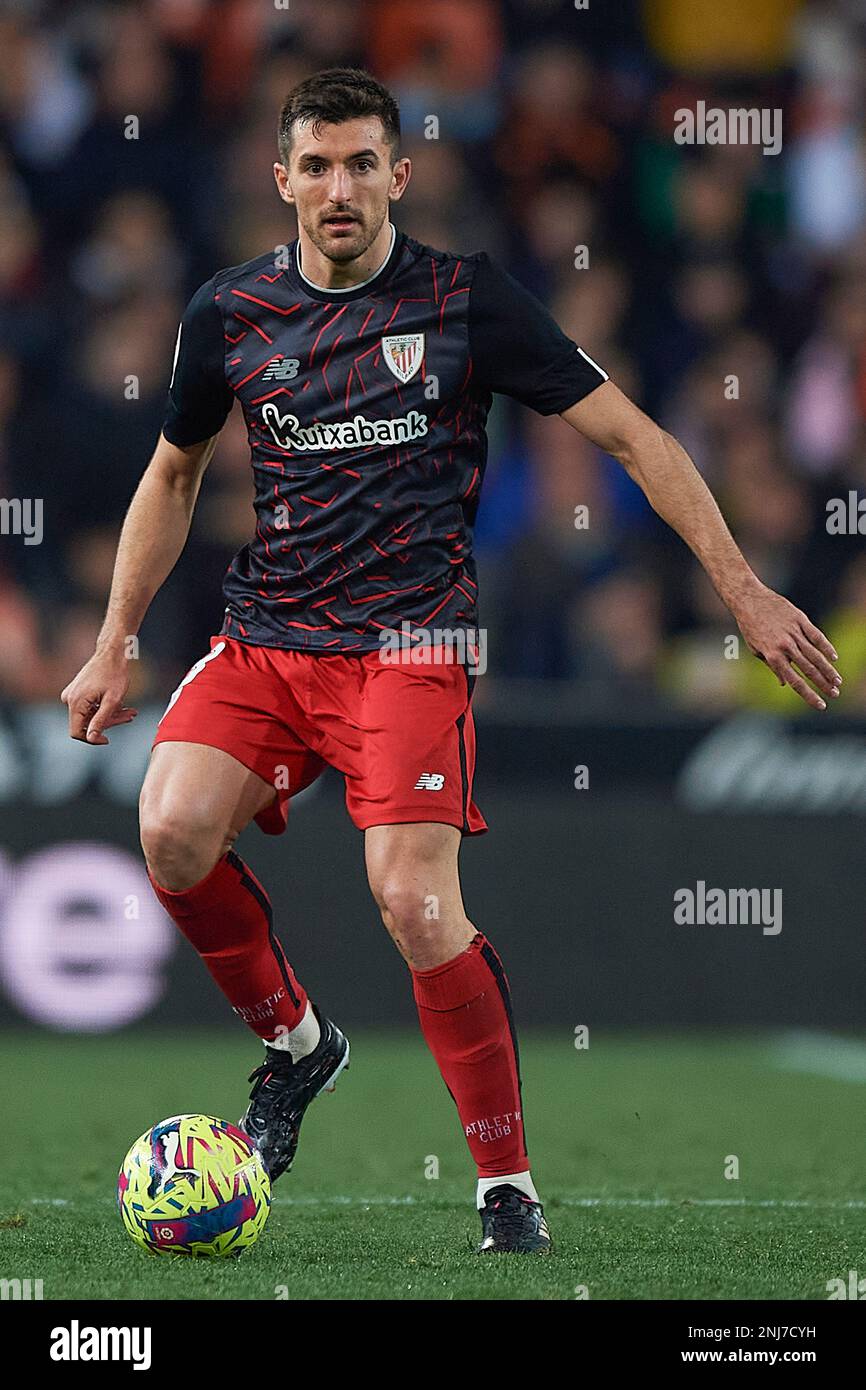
[0,0,864,1039]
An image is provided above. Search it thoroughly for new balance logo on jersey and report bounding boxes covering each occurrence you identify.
[415,772,445,791]
[261,356,300,381]
[261,405,428,452]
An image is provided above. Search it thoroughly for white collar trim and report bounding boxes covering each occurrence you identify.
[296,222,396,294]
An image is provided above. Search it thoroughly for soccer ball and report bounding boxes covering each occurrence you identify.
[117,1114,270,1256]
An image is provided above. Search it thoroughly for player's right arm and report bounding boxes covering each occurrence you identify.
[62,278,233,744]
[61,432,218,744]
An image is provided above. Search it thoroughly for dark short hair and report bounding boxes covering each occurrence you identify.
[278,68,401,166]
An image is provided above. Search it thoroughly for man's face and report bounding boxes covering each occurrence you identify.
[276,117,410,264]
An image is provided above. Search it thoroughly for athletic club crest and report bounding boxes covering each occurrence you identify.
[381,332,425,384]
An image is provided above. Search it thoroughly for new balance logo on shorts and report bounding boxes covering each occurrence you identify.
[415,772,445,790]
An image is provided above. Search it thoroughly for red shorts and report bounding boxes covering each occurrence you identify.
[151,635,487,837]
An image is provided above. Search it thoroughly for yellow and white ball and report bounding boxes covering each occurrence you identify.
[117,1114,270,1256]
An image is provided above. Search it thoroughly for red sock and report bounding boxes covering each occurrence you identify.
[148,849,308,1043]
[412,933,528,1178]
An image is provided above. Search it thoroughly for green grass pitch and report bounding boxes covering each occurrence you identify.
[1,1030,863,1300]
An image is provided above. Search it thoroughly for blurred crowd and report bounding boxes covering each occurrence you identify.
[1,0,866,714]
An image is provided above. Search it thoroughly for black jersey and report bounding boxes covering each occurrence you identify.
[162,229,607,652]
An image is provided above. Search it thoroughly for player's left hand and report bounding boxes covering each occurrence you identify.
[735,585,841,710]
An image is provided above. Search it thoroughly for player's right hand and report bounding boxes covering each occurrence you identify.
[60,648,139,745]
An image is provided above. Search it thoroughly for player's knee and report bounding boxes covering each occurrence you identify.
[372,877,471,968]
[139,801,229,891]
[370,872,444,953]
[370,872,417,931]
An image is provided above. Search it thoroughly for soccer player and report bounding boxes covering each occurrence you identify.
[61,69,841,1255]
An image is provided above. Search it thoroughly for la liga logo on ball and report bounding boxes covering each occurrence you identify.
[117,1114,270,1257]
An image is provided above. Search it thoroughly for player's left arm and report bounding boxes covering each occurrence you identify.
[561,382,841,710]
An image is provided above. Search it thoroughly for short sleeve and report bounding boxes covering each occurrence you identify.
[162,279,233,446]
[468,253,608,414]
